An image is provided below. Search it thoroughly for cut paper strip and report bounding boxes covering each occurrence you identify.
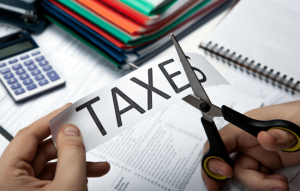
[50,53,229,151]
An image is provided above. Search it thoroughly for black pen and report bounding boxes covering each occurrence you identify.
[0,126,14,142]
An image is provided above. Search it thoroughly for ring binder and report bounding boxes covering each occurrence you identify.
[199,41,300,94]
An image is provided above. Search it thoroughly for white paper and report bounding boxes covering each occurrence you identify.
[223,68,299,106]
[220,163,300,191]
[50,53,229,151]
[0,134,10,157]
[86,86,263,191]
[0,23,129,136]
[202,0,300,81]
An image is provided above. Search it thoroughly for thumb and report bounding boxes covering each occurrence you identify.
[257,128,297,151]
[54,124,87,190]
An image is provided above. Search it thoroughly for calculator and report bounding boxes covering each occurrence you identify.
[0,30,65,103]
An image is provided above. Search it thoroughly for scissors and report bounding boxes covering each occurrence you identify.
[170,33,300,180]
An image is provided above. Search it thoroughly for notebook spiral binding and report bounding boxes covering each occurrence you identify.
[199,41,300,94]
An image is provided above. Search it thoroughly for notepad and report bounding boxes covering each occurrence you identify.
[200,0,300,93]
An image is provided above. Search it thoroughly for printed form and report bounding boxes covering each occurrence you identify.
[87,86,263,191]
[1,23,300,191]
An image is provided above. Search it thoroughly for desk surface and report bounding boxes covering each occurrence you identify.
[0,7,229,136]
[1,3,299,190]
[0,8,230,191]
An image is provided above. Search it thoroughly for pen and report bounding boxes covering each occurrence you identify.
[0,126,14,142]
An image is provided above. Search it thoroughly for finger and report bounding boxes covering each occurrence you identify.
[202,125,239,191]
[53,124,87,190]
[258,165,270,175]
[201,167,221,191]
[258,128,297,151]
[2,103,71,163]
[86,162,110,177]
[207,158,233,178]
[234,154,289,191]
[38,162,110,180]
[38,162,57,180]
[30,139,57,176]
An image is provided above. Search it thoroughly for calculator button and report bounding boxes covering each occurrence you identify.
[16,69,26,75]
[35,74,45,81]
[24,60,33,66]
[23,79,33,85]
[7,78,17,84]
[19,73,29,80]
[27,64,37,71]
[0,68,10,74]
[38,79,49,86]
[31,51,40,56]
[4,73,14,79]
[14,88,25,95]
[20,55,29,60]
[42,65,52,72]
[31,69,41,76]
[38,60,48,66]
[11,83,21,90]
[27,84,37,91]
[8,59,18,64]
[0,63,6,68]
[35,56,45,62]
[46,71,60,82]
[12,64,22,70]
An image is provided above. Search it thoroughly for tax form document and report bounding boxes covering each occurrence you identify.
[86,86,263,191]
[0,134,9,157]
[220,163,300,191]
[0,126,12,157]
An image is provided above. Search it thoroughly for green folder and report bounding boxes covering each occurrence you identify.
[44,15,121,67]
[58,0,210,45]
[120,0,176,16]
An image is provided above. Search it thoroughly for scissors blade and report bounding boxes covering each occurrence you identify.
[170,33,211,103]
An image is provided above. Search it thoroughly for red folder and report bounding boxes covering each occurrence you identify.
[77,0,144,36]
[101,0,196,28]
[100,0,152,26]
[49,0,137,49]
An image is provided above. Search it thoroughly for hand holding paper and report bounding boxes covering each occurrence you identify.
[50,53,229,151]
[0,104,110,190]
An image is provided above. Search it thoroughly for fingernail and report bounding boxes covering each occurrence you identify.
[268,131,279,141]
[63,126,79,136]
[217,170,225,176]
[272,188,283,191]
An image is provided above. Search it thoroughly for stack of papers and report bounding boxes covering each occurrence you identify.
[40,0,233,69]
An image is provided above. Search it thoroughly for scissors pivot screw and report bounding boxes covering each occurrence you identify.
[200,103,211,113]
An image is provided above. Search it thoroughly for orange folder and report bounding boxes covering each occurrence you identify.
[49,0,137,49]
[100,0,152,26]
[76,0,144,36]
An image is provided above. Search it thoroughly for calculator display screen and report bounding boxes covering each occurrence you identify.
[0,40,34,60]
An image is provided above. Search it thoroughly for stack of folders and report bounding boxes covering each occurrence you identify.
[40,0,234,69]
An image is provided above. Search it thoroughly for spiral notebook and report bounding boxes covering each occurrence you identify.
[200,0,300,93]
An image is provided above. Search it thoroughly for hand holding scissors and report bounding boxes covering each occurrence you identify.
[170,33,300,180]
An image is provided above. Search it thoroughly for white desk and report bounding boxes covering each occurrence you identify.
[0,3,229,139]
[0,134,9,157]
[1,2,299,190]
[0,7,230,191]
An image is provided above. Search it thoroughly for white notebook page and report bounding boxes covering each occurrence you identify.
[202,0,300,81]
